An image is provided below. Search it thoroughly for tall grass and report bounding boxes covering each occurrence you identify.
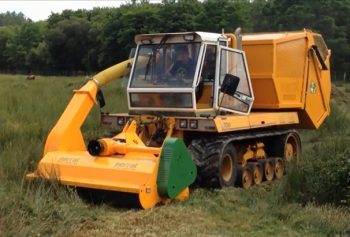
[345,83,350,93]
[0,182,101,237]
[0,74,127,236]
[280,141,350,205]
[0,74,349,236]
[279,103,350,206]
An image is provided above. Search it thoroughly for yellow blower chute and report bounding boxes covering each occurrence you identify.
[27,58,197,209]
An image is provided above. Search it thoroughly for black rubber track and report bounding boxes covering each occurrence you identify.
[188,137,227,188]
[187,129,300,188]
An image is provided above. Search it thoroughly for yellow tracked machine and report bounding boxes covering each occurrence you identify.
[27,29,331,208]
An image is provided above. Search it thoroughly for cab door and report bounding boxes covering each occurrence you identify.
[214,46,254,115]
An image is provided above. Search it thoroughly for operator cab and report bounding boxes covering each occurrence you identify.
[127,32,254,117]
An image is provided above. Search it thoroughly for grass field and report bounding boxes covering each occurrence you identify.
[0,74,349,237]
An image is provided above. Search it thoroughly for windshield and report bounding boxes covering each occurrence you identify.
[130,43,200,88]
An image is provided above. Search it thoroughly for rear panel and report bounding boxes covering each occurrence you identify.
[242,30,331,129]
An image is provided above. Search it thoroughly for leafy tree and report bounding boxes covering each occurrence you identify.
[0,11,28,26]
[158,0,202,32]
[4,26,27,72]
[0,20,46,73]
[258,0,350,80]
[100,3,161,66]
[25,41,50,74]
[197,0,251,33]
[0,0,349,78]
[0,26,16,72]
[46,17,91,75]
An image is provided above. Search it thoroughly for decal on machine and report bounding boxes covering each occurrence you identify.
[310,81,317,94]
[57,157,80,165]
[114,161,138,170]
[222,121,231,129]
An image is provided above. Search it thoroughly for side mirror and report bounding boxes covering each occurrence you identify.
[220,74,240,96]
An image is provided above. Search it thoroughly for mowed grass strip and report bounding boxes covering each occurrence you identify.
[0,74,349,237]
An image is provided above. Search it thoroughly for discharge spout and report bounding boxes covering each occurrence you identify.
[87,140,104,156]
[92,58,133,87]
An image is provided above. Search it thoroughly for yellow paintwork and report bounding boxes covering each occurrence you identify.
[298,47,331,128]
[214,112,299,133]
[28,59,188,209]
[93,58,133,87]
[196,84,213,109]
[44,58,132,155]
[97,120,161,156]
[243,30,331,129]
[241,143,267,165]
[28,30,331,209]
[225,33,237,49]
[44,80,97,154]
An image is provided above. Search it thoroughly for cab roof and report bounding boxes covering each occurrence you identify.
[135,31,225,44]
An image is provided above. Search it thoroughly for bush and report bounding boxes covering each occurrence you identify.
[281,142,350,205]
[320,103,349,135]
[280,104,350,206]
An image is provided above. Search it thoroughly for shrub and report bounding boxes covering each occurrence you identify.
[280,104,350,206]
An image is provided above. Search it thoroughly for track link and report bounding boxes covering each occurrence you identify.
[188,129,298,188]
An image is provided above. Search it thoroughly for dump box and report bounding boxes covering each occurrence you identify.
[242,30,331,129]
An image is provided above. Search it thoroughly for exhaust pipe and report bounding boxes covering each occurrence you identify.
[234,27,242,50]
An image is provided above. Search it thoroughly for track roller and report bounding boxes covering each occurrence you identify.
[271,157,285,179]
[284,132,301,161]
[237,166,253,189]
[247,162,263,185]
[266,131,301,162]
[218,144,238,187]
[260,159,274,181]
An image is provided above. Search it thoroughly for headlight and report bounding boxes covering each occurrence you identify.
[189,120,198,129]
[117,117,125,126]
[179,119,188,128]
[183,34,195,41]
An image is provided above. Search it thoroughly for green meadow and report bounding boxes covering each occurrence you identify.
[0,74,349,237]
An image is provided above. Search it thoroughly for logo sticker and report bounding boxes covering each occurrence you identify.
[310,81,317,94]
[57,157,80,165]
[114,161,138,170]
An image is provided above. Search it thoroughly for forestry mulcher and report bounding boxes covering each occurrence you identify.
[27,29,331,208]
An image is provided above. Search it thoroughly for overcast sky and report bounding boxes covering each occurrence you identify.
[0,1,161,22]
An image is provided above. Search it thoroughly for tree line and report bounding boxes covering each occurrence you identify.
[0,0,349,80]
